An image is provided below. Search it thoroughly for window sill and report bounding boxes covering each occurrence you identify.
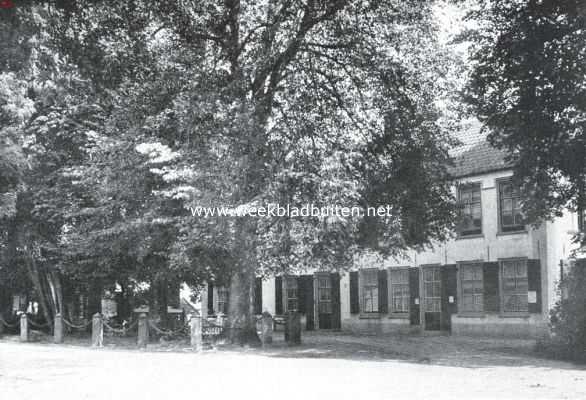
[359,313,381,319]
[456,233,484,240]
[457,313,486,318]
[499,313,530,319]
[496,230,528,237]
[388,313,409,319]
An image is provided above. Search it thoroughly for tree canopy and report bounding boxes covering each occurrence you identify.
[464,0,586,229]
[0,1,464,339]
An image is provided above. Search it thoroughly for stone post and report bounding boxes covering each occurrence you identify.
[54,313,63,344]
[190,315,202,352]
[91,313,103,347]
[216,313,223,327]
[285,311,301,346]
[137,313,148,349]
[261,312,273,346]
[19,313,28,342]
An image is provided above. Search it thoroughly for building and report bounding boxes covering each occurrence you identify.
[202,138,583,338]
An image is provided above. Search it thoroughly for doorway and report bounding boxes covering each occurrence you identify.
[421,265,442,331]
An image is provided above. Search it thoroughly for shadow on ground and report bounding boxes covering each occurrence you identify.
[1,329,585,371]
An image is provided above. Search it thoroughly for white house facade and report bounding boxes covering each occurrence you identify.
[202,140,582,338]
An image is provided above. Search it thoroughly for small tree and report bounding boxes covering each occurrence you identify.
[548,259,586,362]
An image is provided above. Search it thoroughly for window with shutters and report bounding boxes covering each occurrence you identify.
[217,287,229,314]
[459,262,483,314]
[498,180,525,233]
[389,268,409,314]
[317,276,332,314]
[360,269,379,313]
[285,276,298,312]
[500,259,529,314]
[458,183,482,236]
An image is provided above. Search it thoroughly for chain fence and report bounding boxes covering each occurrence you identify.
[62,317,92,330]
[26,316,50,329]
[0,314,19,329]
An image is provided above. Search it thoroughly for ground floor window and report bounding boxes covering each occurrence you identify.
[318,276,332,314]
[361,269,379,313]
[501,259,528,313]
[217,287,229,314]
[389,268,409,313]
[285,276,298,312]
[459,263,483,314]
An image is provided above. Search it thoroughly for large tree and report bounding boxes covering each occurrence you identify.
[464,0,586,231]
[3,1,460,343]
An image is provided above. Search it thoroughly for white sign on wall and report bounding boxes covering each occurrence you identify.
[528,291,537,304]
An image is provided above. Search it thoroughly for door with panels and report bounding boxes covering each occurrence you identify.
[421,265,442,331]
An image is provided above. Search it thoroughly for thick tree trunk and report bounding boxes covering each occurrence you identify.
[227,220,261,346]
[24,252,54,330]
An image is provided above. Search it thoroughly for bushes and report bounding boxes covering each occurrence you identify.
[539,259,586,363]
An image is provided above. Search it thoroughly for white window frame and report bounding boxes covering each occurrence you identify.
[458,261,484,316]
[388,267,410,317]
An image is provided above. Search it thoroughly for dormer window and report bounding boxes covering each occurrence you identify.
[458,183,482,236]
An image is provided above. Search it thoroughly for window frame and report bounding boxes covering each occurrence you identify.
[457,182,483,237]
[457,261,485,317]
[216,286,229,315]
[359,268,380,315]
[387,267,410,317]
[499,258,529,316]
[496,178,526,234]
[283,276,298,313]
[317,275,333,315]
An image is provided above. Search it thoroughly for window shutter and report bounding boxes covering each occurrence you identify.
[350,271,359,314]
[297,277,306,314]
[331,273,341,329]
[409,268,420,325]
[483,262,500,312]
[527,259,542,314]
[275,276,283,315]
[207,282,214,315]
[378,269,388,314]
[254,277,262,315]
[441,265,458,331]
[298,275,314,330]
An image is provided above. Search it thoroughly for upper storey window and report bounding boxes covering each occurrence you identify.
[458,183,482,236]
[498,180,525,233]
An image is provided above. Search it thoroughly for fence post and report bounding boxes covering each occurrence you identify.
[54,313,63,344]
[261,312,273,346]
[190,315,202,352]
[91,313,103,347]
[19,313,28,342]
[285,311,301,346]
[137,313,148,349]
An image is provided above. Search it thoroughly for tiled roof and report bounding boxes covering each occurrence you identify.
[449,140,512,178]
[448,120,513,178]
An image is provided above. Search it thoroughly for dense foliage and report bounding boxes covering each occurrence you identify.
[542,260,586,362]
[464,0,586,230]
[0,1,464,339]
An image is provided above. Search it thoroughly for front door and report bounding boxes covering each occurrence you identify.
[316,274,333,329]
[422,266,442,331]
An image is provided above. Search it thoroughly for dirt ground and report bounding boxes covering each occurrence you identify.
[1,331,585,400]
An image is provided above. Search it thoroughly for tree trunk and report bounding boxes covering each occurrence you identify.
[227,220,261,346]
[24,251,54,329]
